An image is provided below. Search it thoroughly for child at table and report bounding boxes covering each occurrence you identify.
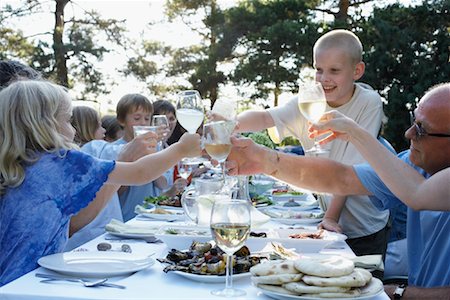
[0,80,201,286]
[211,29,390,263]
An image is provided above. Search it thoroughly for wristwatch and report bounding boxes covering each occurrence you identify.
[393,283,407,299]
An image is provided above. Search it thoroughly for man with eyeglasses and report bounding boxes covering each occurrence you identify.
[227,82,450,298]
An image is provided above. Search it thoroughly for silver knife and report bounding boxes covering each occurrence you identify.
[35,273,126,289]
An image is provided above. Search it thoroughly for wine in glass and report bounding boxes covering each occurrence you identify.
[177,160,193,180]
[152,115,169,149]
[133,125,157,137]
[210,199,251,297]
[176,90,205,163]
[203,121,233,183]
[298,81,329,154]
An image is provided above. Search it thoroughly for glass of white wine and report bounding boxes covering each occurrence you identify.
[152,115,169,149]
[203,120,233,183]
[298,81,329,154]
[210,199,251,297]
[176,90,205,163]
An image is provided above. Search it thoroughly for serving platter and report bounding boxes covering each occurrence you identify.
[171,270,251,283]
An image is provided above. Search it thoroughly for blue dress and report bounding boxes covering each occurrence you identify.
[0,150,115,286]
[354,150,450,287]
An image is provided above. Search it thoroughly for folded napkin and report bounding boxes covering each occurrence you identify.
[105,219,160,235]
[351,255,384,271]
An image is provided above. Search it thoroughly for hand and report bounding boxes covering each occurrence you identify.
[308,110,358,145]
[164,178,188,196]
[206,111,228,122]
[117,131,157,162]
[177,133,202,158]
[226,136,266,176]
[317,217,343,233]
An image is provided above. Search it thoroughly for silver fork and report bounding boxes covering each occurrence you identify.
[36,273,126,289]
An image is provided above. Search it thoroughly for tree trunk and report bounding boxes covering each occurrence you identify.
[336,0,350,23]
[53,0,69,87]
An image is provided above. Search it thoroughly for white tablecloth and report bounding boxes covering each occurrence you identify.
[0,218,389,300]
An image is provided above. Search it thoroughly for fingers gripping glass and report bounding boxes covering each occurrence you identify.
[409,111,450,139]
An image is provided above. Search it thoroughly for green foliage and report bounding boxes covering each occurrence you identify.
[244,131,276,149]
[357,0,450,150]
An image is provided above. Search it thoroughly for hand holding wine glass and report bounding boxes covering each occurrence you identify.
[210,199,251,297]
[298,81,329,154]
[176,90,204,134]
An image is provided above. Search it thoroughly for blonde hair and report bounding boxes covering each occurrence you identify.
[72,106,101,146]
[0,80,75,194]
[313,29,363,65]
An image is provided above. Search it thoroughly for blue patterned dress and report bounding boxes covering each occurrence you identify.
[0,150,115,286]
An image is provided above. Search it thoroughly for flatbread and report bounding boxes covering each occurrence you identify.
[302,268,372,287]
[283,282,350,294]
[294,256,354,277]
[250,260,299,276]
[257,284,297,295]
[301,289,361,298]
[252,273,303,285]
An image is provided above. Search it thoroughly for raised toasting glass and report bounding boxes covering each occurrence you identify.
[176,90,205,164]
[203,120,234,183]
[151,114,169,149]
[297,81,329,154]
[210,199,251,297]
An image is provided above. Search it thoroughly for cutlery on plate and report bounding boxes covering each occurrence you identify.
[35,273,126,289]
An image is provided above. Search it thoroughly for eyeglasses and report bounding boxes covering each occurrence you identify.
[409,111,450,139]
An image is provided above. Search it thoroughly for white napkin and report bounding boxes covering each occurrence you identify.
[105,219,160,235]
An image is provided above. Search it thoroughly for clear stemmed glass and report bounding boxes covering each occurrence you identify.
[133,125,157,138]
[297,81,329,154]
[210,199,251,297]
[203,120,234,183]
[152,115,169,149]
[176,90,205,163]
[177,160,193,180]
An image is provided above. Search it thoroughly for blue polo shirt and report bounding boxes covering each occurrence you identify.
[354,150,450,287]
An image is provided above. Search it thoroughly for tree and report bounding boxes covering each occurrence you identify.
[0,0,127,99]
[224,0,320,107]
[358,0,450,150]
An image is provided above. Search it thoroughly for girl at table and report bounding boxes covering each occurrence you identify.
[71,105,106,146]
[0,80,201,286]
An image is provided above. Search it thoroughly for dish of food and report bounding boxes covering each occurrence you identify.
[171,270,251,283]
[38,252,155,278]
[245,229,347,253]
[143,195,182,209]
[256,278,384,300]
[157,242,262,279]
[272,199,319,211]
[135,205,185,221]
[155,225,212,249]
[260,207,324,225]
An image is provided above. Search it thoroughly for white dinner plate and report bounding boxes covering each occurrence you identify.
[271,217,323,225]
[256,277,384,300]
[138,211,185,222]
[38,251,155,278]
[106,231,156,239]
[272,202,319,212]
[171,270,251,283]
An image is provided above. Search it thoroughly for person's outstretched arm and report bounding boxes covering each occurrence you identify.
[227,136,369,196]
[311,111,450,211]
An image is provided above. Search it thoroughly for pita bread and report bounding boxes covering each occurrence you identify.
[283,282,350,294]
[302,268,372,287]
[300,289,361,298]
[257,284,297,295]
[250,260,299,276]
[294,256,354,277]
[252,273,303,285]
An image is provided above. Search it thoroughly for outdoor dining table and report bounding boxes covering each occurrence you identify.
[0,217,390,300]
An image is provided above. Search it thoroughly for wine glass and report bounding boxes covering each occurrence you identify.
[133,125,157,137]
[203,121,233,183]
[152,115,169,149]
[210,199,251,297]
[297,81,329,154]
[176,90,205,163]
[177,160,193,180]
